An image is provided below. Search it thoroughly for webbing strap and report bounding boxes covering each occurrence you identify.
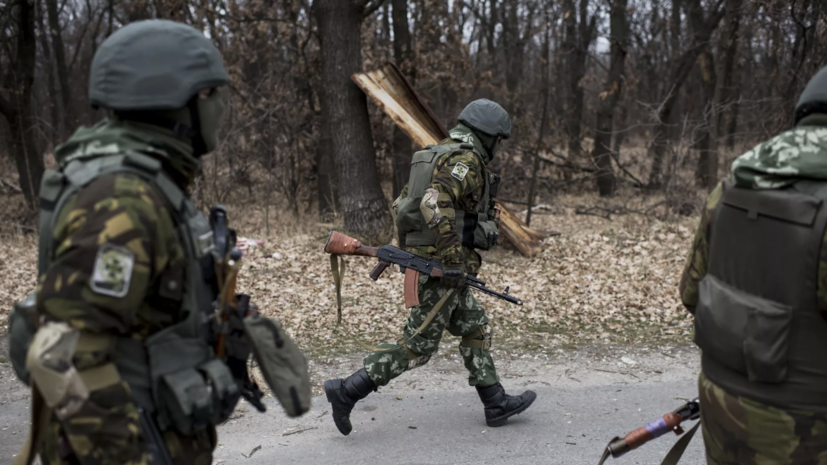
[330,254,346,325]
[659,421,700,465]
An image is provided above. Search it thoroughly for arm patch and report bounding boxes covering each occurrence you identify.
[451,162,470,181]
[91,243,135,298]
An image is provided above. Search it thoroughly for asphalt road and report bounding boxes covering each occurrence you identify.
[0,346,706,465]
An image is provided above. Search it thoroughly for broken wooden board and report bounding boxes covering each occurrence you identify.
[352,62,547,257]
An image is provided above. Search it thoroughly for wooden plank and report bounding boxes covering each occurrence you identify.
[352,63,547,257]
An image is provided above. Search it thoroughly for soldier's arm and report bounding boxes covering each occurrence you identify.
[36,174,177,464]
[679,182,724,314]
[420,152,482,267]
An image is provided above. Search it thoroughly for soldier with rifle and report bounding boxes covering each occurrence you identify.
[679,67,827,463]
[7,20,310,465]
[323,99,537,436]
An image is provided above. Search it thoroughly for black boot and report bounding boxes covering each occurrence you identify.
[476,382,537,427]
[324,368,376,436]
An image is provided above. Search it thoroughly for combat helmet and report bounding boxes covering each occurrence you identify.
[795,66,827,124]
[458,99,512,140]
[89,20,228,155]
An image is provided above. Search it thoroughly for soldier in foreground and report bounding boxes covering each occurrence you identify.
[8,20,309,465]
[324,99,537,436]
[680,67,827,464]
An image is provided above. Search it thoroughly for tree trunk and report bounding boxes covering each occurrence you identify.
[315,0,392,243]
[647,0,726,187]
[562,0,595,162]
[45,0,73,138]
[526,11,552,226]
[714,0,743,155]
[503,0,524,93]
[591,0,627,197]
[693,48,717,189]
[36,0,59,147]
[0,0,44,206]
[391,0,414,198]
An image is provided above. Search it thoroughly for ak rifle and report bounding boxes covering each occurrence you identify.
[324,231,523,308]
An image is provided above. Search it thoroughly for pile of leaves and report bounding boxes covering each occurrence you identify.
[0,194,701,354]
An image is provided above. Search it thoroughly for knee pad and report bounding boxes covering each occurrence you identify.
[461,324,492,350]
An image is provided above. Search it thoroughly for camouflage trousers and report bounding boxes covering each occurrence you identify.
[363,274,499,388]
[699,372,827,465]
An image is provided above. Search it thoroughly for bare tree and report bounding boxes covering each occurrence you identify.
[315,0,392,242]
[562,0,597,161]
[591,0,628,196]
[390,0,414,198]
[1,0,44,206]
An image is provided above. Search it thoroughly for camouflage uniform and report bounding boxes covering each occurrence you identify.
[15,20,231,465]
[680,95,827,462]
[325,100,536,437]
[32,120,213,465]
[364,130,498,387]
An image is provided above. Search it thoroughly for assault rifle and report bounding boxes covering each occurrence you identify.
[597,398,701,465]
[209,206,267,413]
[324,231,523,308]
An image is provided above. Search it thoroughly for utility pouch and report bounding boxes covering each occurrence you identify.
[243,315,311,417]
[474,219,499,250]
[694,274,793,383]
[395,196,424,234]
[158,368,213,434]
[199,359,240,423]
[9,291,37,385]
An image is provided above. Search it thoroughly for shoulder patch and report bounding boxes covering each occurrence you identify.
[451,162,470,181]
[91,243,135,298]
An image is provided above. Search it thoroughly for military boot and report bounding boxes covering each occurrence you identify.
[476,382,537,427]
[324,368,376,436]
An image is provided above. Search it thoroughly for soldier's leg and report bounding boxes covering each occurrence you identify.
[448,288,536,427]
[364,276,457,386]
[325,276,457,436]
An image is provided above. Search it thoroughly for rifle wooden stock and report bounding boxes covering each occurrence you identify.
[325,231,379,257]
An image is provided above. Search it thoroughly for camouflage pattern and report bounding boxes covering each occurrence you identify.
[395,124,494,274]
[681,119,827,464]
[363,274,499,387]
[731,125,827,190]
[33,121,215,464]
[699,372,827,465]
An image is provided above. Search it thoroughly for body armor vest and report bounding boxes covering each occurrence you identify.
[396,143,499,250]
[695,179,827,413]
[34,152,239,433]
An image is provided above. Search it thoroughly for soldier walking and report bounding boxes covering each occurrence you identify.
[680,67,827,464]
[324,99,537,436]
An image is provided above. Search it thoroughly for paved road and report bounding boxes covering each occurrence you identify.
[1,347,705,465]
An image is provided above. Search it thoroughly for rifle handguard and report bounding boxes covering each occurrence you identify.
[610,412,683,458]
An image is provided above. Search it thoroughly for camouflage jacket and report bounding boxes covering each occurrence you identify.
[34,119,213,465]
[394,126,494,275]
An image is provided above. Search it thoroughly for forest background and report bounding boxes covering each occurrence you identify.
[1,0,825,353]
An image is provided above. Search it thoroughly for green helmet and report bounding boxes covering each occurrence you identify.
[795,66,827,124]
[89,20,228,111]
[457,99,512,139]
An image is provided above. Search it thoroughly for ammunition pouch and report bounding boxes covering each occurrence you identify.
[9,291,37,385]
[456,212,499,251]
[243,315,311,418]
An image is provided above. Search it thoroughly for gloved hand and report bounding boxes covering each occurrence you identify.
[441,264,467,290]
